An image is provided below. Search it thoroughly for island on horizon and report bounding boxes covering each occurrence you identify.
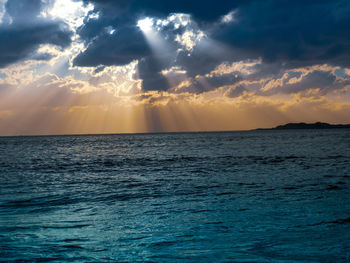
[257,122,350,130]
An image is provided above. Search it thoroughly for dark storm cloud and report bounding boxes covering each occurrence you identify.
[74,0,244,89]
[205,73,241,88]
[81,0,245,22]
[74,26,150,67]
[212,0,350,67]
[137,56,169,91]
[0,0,72,68]
[174,73,242,94]
[226,85,246,98]
[0,24,72,68]
[5,0,43,23]
[279,70,350,95]
[254,69,350,97]
[79,0,350,65]
[74,0,350,92]
[175,47,233,78]
[4,0,349,93]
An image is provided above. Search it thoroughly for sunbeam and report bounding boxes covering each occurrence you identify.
[137,17,174,65]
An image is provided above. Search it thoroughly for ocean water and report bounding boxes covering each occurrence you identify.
[0,129,350,262]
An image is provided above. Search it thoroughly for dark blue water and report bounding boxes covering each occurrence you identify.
[1,130,350,262]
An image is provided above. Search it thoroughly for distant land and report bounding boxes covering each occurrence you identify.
[257,122,350,130]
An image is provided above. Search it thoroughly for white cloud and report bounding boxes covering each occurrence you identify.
[154,13,206,52]
[175,30,205,51]
[221,10,236,24]
[208,59,262,77]
[0,0,7,24]
[40,0,94,30]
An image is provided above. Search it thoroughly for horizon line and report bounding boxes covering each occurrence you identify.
[1,121,350,138]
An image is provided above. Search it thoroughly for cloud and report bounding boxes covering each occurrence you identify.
[0,0,6,24]
[73,3,240,91]
[257,67,350,96]
[1,0,350,135]
[212,0,350,67]
[1,63,350,135]
[72,0,350,94]
[0,0,73,68]
[3,0,350,92]
[74,25,150,67]
[81,0,243,22]
[225,85,246,98]
[174,73,242,94]
[0,24,72,68]
[137,56,169,91]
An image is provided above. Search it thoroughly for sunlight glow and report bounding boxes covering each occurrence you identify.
[137,17,154,32]
[41,0,94,30]
[137,16,173,65]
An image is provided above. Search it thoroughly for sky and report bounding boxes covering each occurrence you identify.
[1,0,350,135]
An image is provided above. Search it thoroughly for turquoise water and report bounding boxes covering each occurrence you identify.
[1,130,350,262]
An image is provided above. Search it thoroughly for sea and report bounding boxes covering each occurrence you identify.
[0,129,350,262]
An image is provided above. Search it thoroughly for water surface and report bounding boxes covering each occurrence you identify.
[1,129,350,262]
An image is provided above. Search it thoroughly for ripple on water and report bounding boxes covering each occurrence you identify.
[1,130,350,262]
